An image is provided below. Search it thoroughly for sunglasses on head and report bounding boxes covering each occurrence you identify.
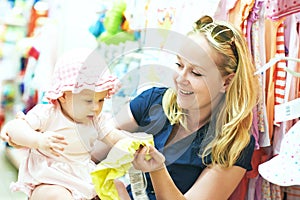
[194,15,239,64]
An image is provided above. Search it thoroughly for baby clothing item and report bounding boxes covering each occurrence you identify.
[258,120,300,186]
[265,0,300,20]
[91,133,154,200]
[10,103,114,200]
[45,48,120,102]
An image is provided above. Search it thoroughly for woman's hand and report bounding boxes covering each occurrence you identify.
[37,131,68,157]
[133,145,166,172]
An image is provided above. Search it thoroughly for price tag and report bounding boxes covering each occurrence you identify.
[274,98,300,122]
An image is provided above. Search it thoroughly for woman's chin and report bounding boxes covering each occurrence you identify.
[177,97,194,109]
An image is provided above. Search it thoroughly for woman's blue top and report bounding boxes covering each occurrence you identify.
[127,87,255,199]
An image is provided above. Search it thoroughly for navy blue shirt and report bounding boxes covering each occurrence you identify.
[127,87,255,199]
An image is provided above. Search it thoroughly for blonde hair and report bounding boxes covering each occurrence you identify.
[162,18,260,168]
[162,88,188,130]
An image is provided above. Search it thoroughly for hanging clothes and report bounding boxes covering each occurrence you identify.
[228,0,255,30]
[264,0,300,21]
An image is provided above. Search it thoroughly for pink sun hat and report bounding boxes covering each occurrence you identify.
[258,120,300,186]
[45,48,120,102]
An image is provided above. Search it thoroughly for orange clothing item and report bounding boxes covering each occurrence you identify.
[228,0,255,30]
[263,18,285,142]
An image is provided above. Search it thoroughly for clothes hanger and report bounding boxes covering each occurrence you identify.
[254,54,300,77]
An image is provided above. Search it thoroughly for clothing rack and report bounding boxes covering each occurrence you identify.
[254,54,300,77]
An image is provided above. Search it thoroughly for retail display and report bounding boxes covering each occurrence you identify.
[0,0,300,199]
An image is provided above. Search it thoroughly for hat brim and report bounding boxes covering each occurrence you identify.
[258,155,300,186]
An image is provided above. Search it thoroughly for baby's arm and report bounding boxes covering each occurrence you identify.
[101,128,127,147]
[93,113,127,147]
[1,111,29,148]
[1,118,68,156]
[94,113,151,147]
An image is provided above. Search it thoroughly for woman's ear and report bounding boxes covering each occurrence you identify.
[220,73,235,93]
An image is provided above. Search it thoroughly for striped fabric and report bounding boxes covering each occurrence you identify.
[283,186,300,200]
[241,18,248,39]
[274,22,287,106]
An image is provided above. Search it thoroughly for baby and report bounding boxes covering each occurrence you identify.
[0,48,126,200]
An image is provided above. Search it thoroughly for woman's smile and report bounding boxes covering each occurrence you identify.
[179,89,194,95]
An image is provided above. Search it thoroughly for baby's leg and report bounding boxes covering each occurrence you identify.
[30,184,73,200]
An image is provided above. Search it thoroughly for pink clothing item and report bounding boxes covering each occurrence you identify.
[10,103,114,199]
[45,48,120,102]
[247,175,260,200]
[265,0,300,20]
[251,7,270,146]
[214,0,237,21]
[246,0,264,51]
[258,120,300,186]
[251,107,260,149]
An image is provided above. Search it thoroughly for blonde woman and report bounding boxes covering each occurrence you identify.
[114,15,260,200]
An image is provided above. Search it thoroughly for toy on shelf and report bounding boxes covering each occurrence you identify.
[97,0,135,45]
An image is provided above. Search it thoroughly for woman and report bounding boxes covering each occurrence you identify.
[115,15,260,199]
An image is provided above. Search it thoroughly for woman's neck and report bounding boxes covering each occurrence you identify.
[183,108,211,132]
[183,94,225,132]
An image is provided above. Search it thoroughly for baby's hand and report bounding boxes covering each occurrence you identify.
[0,111,27,148]
[37,131,68,157]
[15,111,26,119]
[0,124,23,148]
[133,145,166,172]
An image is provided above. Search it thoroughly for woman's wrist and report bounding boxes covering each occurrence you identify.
[149,163,166,174]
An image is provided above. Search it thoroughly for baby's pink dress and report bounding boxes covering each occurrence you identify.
[10,103,112,200]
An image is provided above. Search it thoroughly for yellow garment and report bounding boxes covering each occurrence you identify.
[91,135,154,200]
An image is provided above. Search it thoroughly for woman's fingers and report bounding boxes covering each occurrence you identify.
[148,145,165,163]
[133,145,166,172]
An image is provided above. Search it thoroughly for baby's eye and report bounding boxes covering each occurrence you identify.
[98,99,104,103]
[86,100,93,103]
[192,71,203,76]
[175,63,183,68]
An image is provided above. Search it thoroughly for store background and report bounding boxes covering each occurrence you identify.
[1,0,300,199]
[0,0,219,199]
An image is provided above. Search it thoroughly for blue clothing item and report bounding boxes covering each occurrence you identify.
[127,87,255,200]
